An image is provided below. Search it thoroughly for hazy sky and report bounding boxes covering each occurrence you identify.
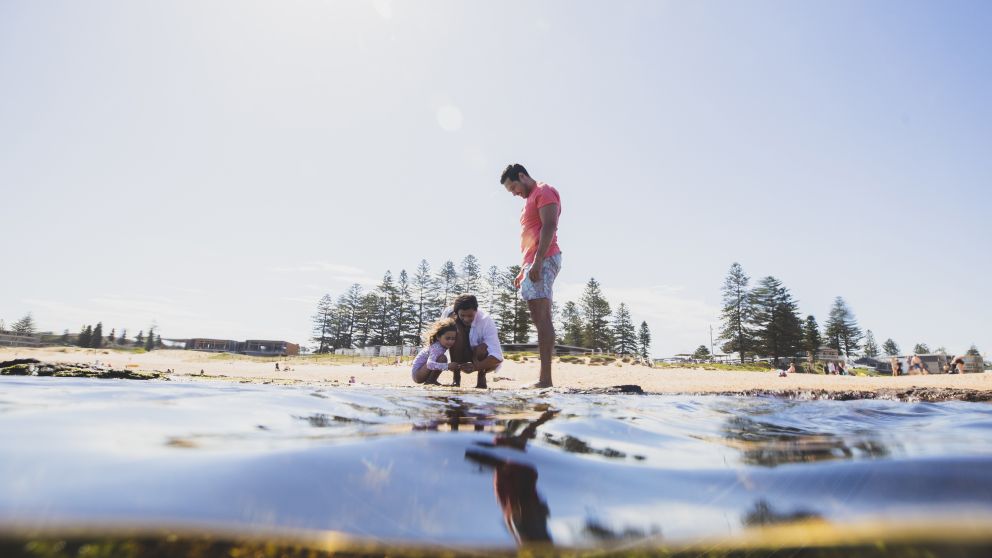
[2,1,990,357]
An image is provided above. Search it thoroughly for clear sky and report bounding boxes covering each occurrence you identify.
[2,1,990,358]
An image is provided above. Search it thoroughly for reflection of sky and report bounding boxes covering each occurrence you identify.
[1,2,990,356]
[2,378,992,546]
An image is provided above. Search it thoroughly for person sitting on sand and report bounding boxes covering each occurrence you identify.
[412,318,462,385]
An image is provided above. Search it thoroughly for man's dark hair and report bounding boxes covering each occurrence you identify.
[453,294,479,313]
[500,163,529,184]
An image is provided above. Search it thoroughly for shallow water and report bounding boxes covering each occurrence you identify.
[1,376,992,553]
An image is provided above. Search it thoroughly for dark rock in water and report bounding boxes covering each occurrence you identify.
[0,358,41,368]
[612,384,644,394]
[564,384,645,395]
[0,360,165,381]
[706,388,992,403]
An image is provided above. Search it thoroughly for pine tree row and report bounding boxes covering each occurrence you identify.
[310,257,651,358]
[719,262,881,364]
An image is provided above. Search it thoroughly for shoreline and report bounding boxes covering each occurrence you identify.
[3,347,990,402]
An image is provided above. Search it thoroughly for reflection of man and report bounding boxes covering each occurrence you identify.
[466,410,558,545]
[441,294,503,388]
[501,163,561,388]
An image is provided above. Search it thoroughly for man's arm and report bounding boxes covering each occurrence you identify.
[528,203,559,282]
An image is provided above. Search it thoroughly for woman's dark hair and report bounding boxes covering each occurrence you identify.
[453,294,479,313]
[423,318,457,348]
[500,163,529,184]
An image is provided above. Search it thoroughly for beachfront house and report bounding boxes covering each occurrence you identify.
[242,340,300,357]
[183,338,299,357]
[184,338,240,353]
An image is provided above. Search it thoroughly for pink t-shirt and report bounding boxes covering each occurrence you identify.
[520,182,562,265]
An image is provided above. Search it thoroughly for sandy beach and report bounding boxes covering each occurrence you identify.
[3,346,990,396]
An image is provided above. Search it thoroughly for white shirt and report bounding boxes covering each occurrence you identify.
[439,307,504,364]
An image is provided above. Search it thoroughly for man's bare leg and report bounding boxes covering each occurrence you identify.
[471,344,500,389]
[449,319,474,387]
[527,298,554,387]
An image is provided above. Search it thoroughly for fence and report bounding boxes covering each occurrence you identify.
[0,334,43,348]
[334,345,418,358]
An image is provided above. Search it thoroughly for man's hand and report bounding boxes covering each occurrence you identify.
[514,268,525,289]
[447,362,461,371]
[460,361,476,373]
[528,258,543,283]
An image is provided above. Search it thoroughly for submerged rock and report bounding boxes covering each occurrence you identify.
[705,388,992,403]
[0,360,165,381]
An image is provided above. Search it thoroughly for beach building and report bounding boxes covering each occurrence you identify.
[182,338,299,357]
[242,340,300,357]
[184,338,240,353]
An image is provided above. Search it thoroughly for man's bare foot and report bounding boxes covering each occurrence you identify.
[524,381,552,389]
[475,379,488,389]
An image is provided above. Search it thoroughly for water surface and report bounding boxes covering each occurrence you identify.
[1,376,991,553]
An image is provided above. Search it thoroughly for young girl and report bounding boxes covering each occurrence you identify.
[412,318,460,385]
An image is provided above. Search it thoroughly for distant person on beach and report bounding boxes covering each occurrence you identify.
[951,356,966,374]
[411,318,460,385]
[440,295,504,388]
[827,361,837,375]
[910,354,926,375]
[501,163,561,388]
[890,357,901,376]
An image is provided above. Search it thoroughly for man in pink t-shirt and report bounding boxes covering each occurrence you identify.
[501,163,562,388]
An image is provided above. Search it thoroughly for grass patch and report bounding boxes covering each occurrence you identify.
[204,352,414,366]
[654,361,772,372]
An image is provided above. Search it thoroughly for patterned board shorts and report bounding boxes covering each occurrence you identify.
[520,253,562,301]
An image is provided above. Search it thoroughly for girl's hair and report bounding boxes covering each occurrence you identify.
[423,318,457,348]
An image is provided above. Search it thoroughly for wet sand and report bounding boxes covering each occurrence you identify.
[3,347,990,398]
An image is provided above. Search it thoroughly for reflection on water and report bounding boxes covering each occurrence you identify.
[1,376,992,554]
[743,499,822,526]
[722,415,891,466]
[466,409,558,545]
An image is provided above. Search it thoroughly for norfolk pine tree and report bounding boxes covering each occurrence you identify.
[638,321,651,360]
[580,278,612,351]
[11,313,36,335]
[459,255,482,298]
[311,294,335,353]
[91,322,104,348]
[863,330,879,358]
[718,263,753,364]
[437,261,459,308]
[612,303,637,356]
